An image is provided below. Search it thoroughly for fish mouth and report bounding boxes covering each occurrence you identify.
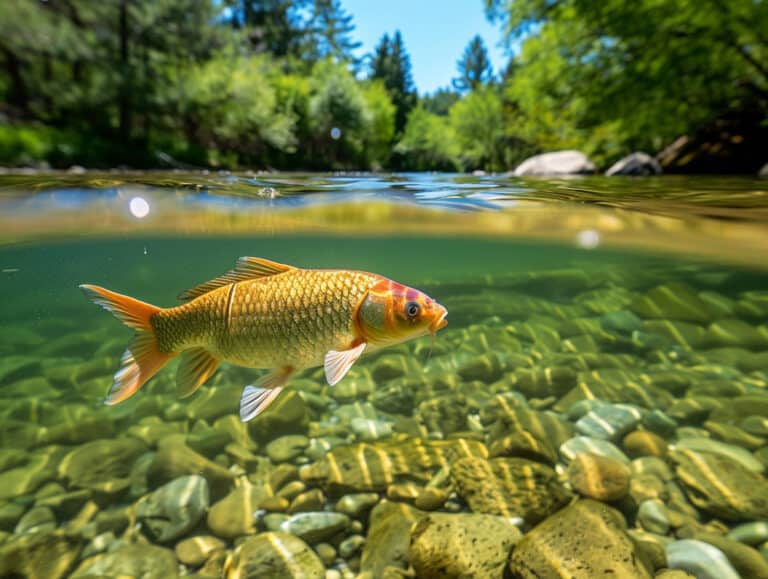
[429,306,448,334]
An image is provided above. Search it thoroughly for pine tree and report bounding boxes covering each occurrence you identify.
[453,35,493,92]
[304,0,361,62]
[232,0,309,57]
[370,30,416,134]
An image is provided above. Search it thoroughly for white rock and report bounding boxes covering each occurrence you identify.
[513,150,596,176]
[666,539,740,579]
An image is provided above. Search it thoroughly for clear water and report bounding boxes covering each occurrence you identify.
[0,172,767,578]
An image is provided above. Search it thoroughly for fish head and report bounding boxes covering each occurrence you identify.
[357,278,448,346]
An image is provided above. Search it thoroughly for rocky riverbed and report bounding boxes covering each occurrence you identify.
[1,263,767,578]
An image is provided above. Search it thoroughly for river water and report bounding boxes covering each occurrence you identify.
[0,172,766,578]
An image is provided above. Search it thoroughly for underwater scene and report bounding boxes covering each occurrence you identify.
[0,173,767,579]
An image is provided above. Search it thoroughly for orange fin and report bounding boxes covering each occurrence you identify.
[324,342,366,386]
[178,257,296,300]
[176,347,219,398]
[80,284,175,405]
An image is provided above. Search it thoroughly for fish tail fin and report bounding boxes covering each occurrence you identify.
[80,284,175,405]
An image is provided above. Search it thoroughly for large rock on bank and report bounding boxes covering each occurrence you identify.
[606,152,662,176]
[513,150,596,176]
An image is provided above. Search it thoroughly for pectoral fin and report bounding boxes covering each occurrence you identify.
[176,347,219,398]
[324,342,366,386]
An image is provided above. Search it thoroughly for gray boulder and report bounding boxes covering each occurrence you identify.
[514,150,595,176]
[759,163,768,178]
[606,152,662,176]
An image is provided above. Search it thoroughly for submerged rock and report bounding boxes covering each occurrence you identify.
[666,539,740,579]
[509,499,653,578]
[451,456,569,524]
[299,437,487,493]
[224,532,324,578]
[58,437,147,494]
[135,475,209,542]
[671,448,768,521]
[175,535,225,566]
[409,513,522,578]
[279,511,349,543]
[207,480,268,539]
[360,500,427,577]
[72,543,178,578]
[567,452,631,501]
[0,529,82,579]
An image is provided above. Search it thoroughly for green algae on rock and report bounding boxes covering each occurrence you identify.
[409,513,522,579]
[450,456,570,524]
[509,499,653,578]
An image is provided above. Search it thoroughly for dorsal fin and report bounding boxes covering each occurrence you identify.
[178,257,296,300]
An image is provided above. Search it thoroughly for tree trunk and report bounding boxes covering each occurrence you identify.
[2,47,29,116]
[118,0,132,141]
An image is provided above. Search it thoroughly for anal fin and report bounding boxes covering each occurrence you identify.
[176,347,220,398]
[239,366,294,422]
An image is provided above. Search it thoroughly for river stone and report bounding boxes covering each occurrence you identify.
[488,430,557,465]
[339,534,365,559]
[72,543,178,578]
[350,418,393,441]
[451,456,569,524]
[148,435,236,498]
[288,489,325,514]
[14,505,55,535]
[672,437,764,473]
[605,152,662,176]
[671,448,768,521]
[315,542,337,566]
[513,150,596,176]
[279,511,349,543]
[248,389,310,441]
[705,420,765,449]
[637,499,671,535]
[567,452,631,501]
[360,500,428,577]
[136,475,209,542]
[509,499,652,578]
[560,436,631,464]
[691,531,768,579]
[0,529,82,579]
[207,480,267,539]
[666,539,740,579]
[266,435,310,463]
[630,282,715,323]
[175,535,226,566]
[623,430,668,458]
[727,521,768,545]
[299,437,487,493]
[576,404,643,441]
[58,437,146,493]
[224,532,324,579]
[409,513,522,579]
[335,493,379,518]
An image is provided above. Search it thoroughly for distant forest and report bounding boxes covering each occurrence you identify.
[0,0,765,171]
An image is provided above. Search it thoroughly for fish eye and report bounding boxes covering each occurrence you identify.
[405,301,421,319]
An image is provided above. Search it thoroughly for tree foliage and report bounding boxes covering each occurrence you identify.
[369,31,418,134]
[453,35,494,92]
[484,0,768,163]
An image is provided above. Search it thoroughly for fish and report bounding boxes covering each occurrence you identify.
[80,257,448,421]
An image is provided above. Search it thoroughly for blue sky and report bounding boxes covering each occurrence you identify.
[343,0,509,95]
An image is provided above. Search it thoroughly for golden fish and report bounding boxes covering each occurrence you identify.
[80,257,448,421]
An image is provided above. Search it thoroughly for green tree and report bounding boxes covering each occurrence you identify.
[395,106,461,171]
[450,87,506,170]
[303,0,361,63]
[452,35,493,92]
[225,0,309,57]
[422,88,461,116]
[370,31,417,134]
[484,0,768,162]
